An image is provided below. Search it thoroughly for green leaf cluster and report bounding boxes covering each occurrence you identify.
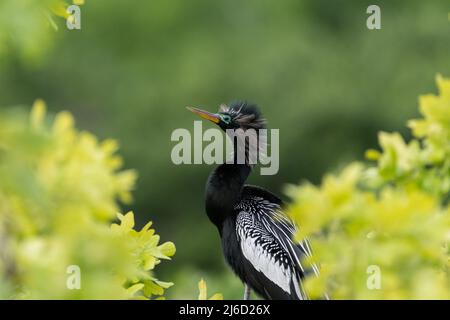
[0,0,84,64]
[0,100,175,299]
[287,75,450,299]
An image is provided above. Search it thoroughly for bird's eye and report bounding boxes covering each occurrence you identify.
[220,114,231,124]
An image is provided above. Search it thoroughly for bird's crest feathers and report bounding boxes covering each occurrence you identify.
[219,101,267,130]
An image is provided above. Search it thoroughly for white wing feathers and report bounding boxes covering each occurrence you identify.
[235,196,317,299]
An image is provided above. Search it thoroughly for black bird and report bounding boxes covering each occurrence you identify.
[187,101,318,300]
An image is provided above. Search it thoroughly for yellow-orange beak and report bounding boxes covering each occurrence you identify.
[186,106,220,124]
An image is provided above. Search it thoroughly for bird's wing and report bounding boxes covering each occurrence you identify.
[234,186,318,299]
[241,185,319,276]
[235,208,306,299]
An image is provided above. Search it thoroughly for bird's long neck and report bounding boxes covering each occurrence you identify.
[205,163,251,229]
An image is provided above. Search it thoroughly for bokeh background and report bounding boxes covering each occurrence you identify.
[1,0,449,298]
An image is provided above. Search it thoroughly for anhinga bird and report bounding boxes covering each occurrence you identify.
[187,101,318,300]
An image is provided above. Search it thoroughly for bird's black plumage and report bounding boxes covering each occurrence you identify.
[189,101,316,300]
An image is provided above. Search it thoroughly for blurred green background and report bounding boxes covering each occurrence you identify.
[1,0,449,299]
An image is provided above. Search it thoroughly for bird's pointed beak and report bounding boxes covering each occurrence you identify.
[186,106,220,124]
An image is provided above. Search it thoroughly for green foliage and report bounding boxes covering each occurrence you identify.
[0,0,84,64]
[197,279,223,300]
[0,101,175,299]
[1,0,450,299]
[111,211,175,299]
[287,76,450,299]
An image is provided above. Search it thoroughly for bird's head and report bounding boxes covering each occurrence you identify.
[186,101,266,132]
